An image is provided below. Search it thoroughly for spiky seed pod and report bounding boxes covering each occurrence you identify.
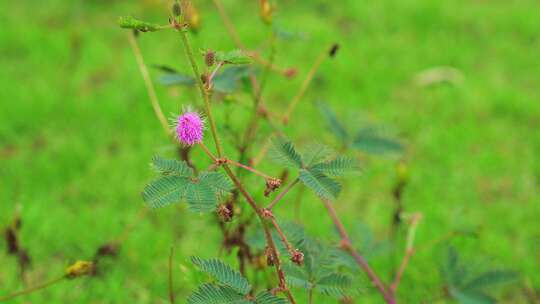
[205,50,215,67]
[290,249,304,266]
[217,204,233,222]
[264,178,282,197]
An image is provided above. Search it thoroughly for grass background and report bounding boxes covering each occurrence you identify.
[1,0,539,302]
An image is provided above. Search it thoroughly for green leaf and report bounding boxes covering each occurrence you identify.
[301,143,332,167]
[199,171,233,195]
[284,264,311,290]
[158,73,196,86]
[311,156,360,177]
[117,16,162,32]
[463,270,518,291]
[142,175,190,208]
[315,273,352,298]
[253,291,287,304]
[213,66,251,93]
[151,155,193,177]
[216,50,252,65]
[185,183,218,213]
[316,101,348,142]
[451,288,495,304]
[299,169,341,200]
[352,128,403,155]
[269,137,303,168]
[191,257,251,295]
[187,284,250,304]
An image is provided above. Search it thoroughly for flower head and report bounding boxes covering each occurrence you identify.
[175,111,204,146]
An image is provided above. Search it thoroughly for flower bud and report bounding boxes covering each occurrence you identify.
[172,1,182,17]
[65,260,95,278]
[264,178,282,197]
[259,0,273,24]
[205,50,216,67]
[217,204,233,222]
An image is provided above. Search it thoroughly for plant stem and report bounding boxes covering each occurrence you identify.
[267,178,299,210]
[169,246,175,304]
[308,288,314,304]
[320,198,395,304]
[390,213,422,294]
[221,165,296,304]
[178,26,223,157]
[281,46,331,124]
[226,158,275,180]
[128,32,170,136]
[0,275,66,302]
[198,142,217,162]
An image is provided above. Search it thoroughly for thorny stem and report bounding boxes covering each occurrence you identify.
[0,275,66,302]
[176,15,295,302]
[267,178,299,210]
[269,216,294,255]
[169,247,175,304]
[177,25,223,157]
[128,32,170,136]
[391,213,422,294]
[320,198,395,304]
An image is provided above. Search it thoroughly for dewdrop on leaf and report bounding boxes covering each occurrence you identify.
[175,111,204,146]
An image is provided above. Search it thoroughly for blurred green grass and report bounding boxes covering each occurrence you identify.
[1,0,539,303]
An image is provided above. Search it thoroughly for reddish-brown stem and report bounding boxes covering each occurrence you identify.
[320,198,395,304]
[221,165,296,303]
[267,178,299,210]
[226,158,275,180]
[269,216,295,254]
[198,143,218,162]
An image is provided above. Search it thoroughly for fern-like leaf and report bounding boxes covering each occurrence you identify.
[185,183,218,213]
[311,156,360,177]
[302,143,332,167]
[463,270,518,291]
[253,291,287,304]
[191,257,251,295]
[352,127,403,155]
[199,171,233,194]
[315,273,352,298]
[187,284,250,304]
[299,169,341,200]
[269,137,303,168]
[316,101,348,142]
[151,155,193,176]
[142,175,190,208]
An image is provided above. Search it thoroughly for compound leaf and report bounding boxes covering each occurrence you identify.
[191,257,251,295]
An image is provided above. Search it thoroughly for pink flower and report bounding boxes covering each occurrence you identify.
[175,111,204,146]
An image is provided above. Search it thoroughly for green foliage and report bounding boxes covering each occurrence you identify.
[117,16,162,32]
[298,169,341,201]
[191,257,251,295]
[284,236,357,300]
[189,258,286,304]
[316,101,348,142]
[142,156,232,211]
[215,50,253,65]
[311,156,360,177]
[269,137,303,168]
[316,101,404,156]
[187,284,250,304]
[269,138,361,201]
[253,292,288,304]
[157,66,250,93]
[441,247,518,304]
[352,127,403,155]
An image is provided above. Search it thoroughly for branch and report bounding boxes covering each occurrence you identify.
[128,32,170,137]
[169,246,175,304]
[391,213,422,294]
[320,198,395,304]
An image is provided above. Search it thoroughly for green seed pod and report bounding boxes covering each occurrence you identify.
[172,1,182,17]
[117,16,161,32]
